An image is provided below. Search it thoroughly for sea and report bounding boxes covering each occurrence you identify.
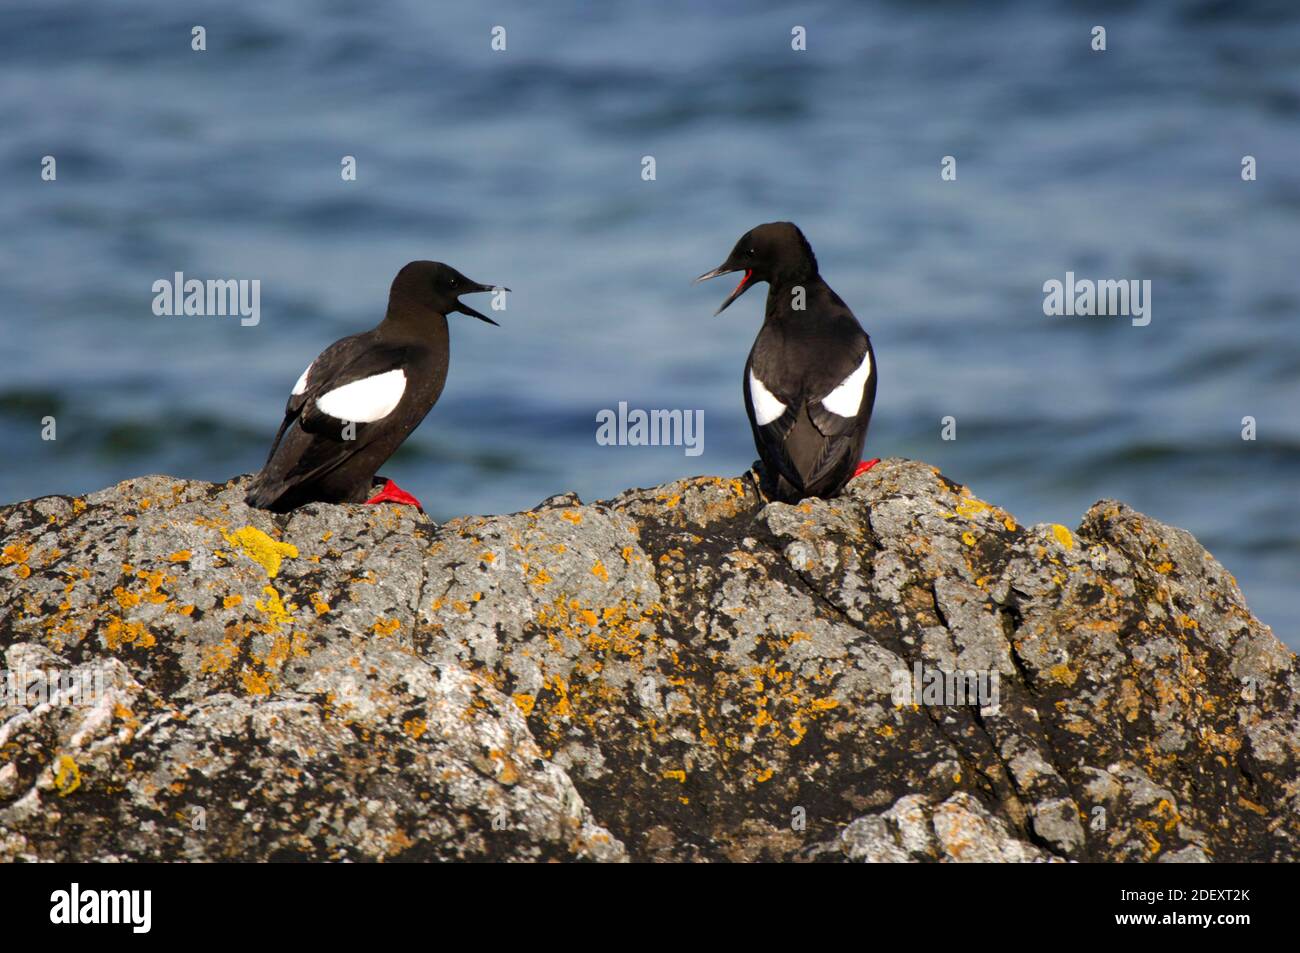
[0,0,1296,644]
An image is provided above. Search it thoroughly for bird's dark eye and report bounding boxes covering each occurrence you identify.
[748,248,755,256]
[449,278,457,287]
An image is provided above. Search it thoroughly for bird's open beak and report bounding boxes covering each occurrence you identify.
[694,264,754,316]
[455,282,509,326]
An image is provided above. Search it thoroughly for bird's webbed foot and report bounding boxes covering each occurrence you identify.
[365,478,424,511]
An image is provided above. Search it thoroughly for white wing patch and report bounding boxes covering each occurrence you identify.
[748,369,787,426]
[316,369,406,423]
[821,351,872,418]
[291,362,313,396]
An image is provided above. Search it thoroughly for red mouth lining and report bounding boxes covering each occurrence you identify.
[732,269,752,296]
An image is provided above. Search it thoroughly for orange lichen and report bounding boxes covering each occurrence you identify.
[240,667,272,695]
[488,750,519,785]
[105,616,156,650]
[3,543,32,578]
[372,617,401,638]
[1048,662,1078,686]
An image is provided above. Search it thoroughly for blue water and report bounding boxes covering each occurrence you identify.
[0,1,1296,645]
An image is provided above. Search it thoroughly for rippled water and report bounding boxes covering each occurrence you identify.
[0,1,1296,643]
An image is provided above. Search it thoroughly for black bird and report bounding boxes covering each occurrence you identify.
[696,222,878,503]
[245,261,504,513]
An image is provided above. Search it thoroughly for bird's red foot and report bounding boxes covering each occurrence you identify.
[852,458,881,479]
[365,479,424,511]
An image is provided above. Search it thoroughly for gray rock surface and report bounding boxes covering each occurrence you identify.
[1,459,1295,861]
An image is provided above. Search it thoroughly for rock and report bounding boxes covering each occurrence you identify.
[821,792,1056,863]
[0,459,1295,862]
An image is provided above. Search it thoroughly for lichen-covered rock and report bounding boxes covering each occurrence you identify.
[0,459,1295,862]
[812,792,1056,863]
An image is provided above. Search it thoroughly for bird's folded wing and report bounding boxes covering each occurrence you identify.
[802,342,875,489]
[251,338,410,501]
[744,364,804,489]
[296,340,412,436]
[807,340,873,436]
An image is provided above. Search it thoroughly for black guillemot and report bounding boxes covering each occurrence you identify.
[244,261,505,513]
[696,222,878,502]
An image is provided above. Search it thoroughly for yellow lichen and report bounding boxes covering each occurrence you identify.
[53,754,81,797]
[254,586,295,632]
[222,526,298,578]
